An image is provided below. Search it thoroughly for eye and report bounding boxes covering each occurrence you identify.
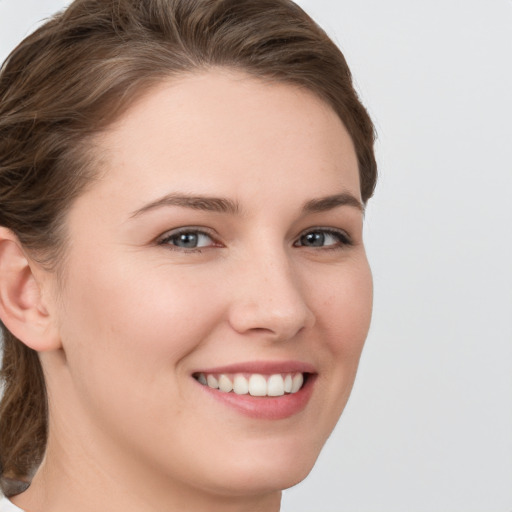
[294,228,352,249]
[158,228,218,251]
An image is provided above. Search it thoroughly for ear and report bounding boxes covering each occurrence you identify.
[0,227,61,351]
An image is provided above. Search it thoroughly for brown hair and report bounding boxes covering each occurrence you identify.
[0,0,377,492]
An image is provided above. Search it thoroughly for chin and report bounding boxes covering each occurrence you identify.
[202,437,323,496]
[211,464,314,498]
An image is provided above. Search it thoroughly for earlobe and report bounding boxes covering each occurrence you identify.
[0,227,61,352]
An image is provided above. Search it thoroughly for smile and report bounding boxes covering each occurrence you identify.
[194,372,305,397]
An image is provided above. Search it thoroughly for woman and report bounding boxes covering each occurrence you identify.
[0,0,377,510]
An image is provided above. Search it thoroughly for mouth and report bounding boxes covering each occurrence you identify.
[191,362,316,420]
[193,371,308,397]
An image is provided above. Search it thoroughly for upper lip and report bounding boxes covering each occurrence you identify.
[192,360,317,375]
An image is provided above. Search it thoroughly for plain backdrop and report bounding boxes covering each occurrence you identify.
[1,1,511,511]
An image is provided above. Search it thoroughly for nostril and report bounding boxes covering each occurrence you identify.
[226,271,314,339]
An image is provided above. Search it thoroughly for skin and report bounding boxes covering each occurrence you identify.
[9,70,372,512]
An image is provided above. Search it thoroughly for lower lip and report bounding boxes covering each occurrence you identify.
[196,375,316,420]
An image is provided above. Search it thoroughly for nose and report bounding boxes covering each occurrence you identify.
[227,249,315,342]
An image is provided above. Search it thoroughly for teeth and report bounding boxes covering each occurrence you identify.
[284,374,293,393]
[206,374,219,389]
[267,374,285,396]
[195,372,306,397]
[218,374,233,393]
[291,373,304,393]
[233,374,249,395]
[249,374,267,396]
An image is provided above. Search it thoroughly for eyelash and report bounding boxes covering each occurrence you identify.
[157,227,353,253]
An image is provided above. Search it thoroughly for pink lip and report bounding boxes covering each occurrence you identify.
[193,360,317,375]
[192,360,317,420]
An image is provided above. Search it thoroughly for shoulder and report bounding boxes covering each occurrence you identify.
[0,497,24,512]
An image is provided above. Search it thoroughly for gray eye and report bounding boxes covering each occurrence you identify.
[297,230,344,248]
[300,232,327,247]
[162,231,214,249]
[173,233,200,248]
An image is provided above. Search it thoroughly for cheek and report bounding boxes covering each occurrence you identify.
[314,258,373,355]
[53,257,230,450]
[308,257,372,416]
[57,256,225,389]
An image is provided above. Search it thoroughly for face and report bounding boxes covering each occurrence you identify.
[45,70,372,499]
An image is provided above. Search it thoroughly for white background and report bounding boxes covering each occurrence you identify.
[1,1,511,511]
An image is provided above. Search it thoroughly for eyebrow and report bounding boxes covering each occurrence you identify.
[130,191,364,218]
[130,193,240,218]
[302,193,365,214]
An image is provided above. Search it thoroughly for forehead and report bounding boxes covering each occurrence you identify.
[83,69,360,211]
